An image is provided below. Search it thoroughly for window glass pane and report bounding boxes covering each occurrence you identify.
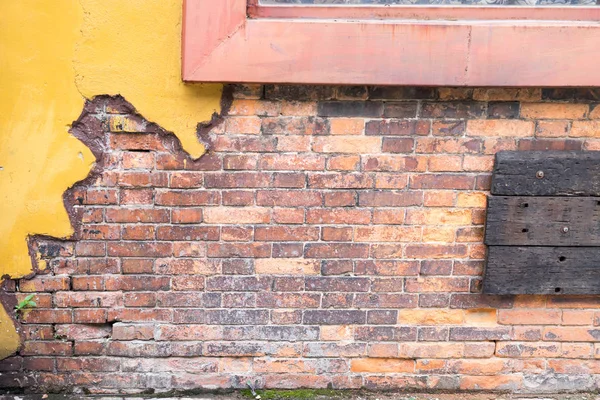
[261,0,598,5]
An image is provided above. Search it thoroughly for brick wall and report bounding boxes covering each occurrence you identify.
[3,86,600,395]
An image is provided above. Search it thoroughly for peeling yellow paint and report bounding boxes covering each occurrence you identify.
[0,0,222,358]
[76,0,222,159]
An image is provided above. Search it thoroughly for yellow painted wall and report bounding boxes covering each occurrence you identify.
[0,0,222,358]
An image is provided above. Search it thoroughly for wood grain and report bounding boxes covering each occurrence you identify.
[485,196,600,246]
[491,151,600,196]
[484,246,600,295]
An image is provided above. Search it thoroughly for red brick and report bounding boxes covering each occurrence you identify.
[329,118,364,135]
[257,190,322,207]
[382,138,414,153]
[327,155,360,171]
[405,277,470,292]
[110,133,166,151]
[107,242,172,257]
[122,225,155,240]
[459,375,522,391]
[322,227,353,241]
[272,208,304,224]
[273,172,305,188]
[428,155,462,172]
[312,136,381,153]
[305,243,369,259]
[410,174,475,190]
[21,342,72,356]
[83,189,119,205]
[260,154,325,171]
[155,258,219,275]
[156,226,219,241]
[372,209,405,224]
[73,309,107,324]
[223,154,258,170]
[105,207,169,223]
[255,226,319,241]
[359,191,422,207]
[155,190,220,206]
[351,359,414,373]
[122,152,155,169]
[171,208,203,223]
[496,342,561,358]
[307,208,371,225]
[71,276,104,291]
[169,172,204,188]
[308,173,374,188]
[222,226,253,241]
[204,207,270,224]
[229,99,280,116]
[208,243,272,258]
[19,276,70,292]
[521,103,588,119]
[276,136,311,152]
[262,116,328,135]
[374,174,409,189]
[416,137,481,154]
[121,258,153,274]
[123,292,157,307]
[75,241,106,257]
[365,120,429,136]
[225,116,262,134]
[355,226,421,242]
[21,310,72,324]
[105,276,170,291]
[466,120,534,137]
[535,120,570,137]
[432,121,466,136]
[117,171,168,187]
[498,309,561,325]
[222,190,255,206]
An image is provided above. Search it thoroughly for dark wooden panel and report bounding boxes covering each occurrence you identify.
[485,196,600,246]
[484,246,600,294]
[491,151,600,196]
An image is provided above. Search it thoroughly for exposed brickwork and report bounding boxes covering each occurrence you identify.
[3,86,600,395]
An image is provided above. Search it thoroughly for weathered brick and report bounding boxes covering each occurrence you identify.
[521,103,588,119]
[466,120,534,137]
[312,136,381,153]
[309,173,374,188]
[421,101,486,119]
[399,309,464,325]
[155,190,220,206]
[305,243,369,259]
[496,342,561,358]
[257,190,322,207]
[351,358,414,373]
[203,207,270,224]
[365,120,429,136]
[255,258,320,275]
[306,277,370,292]
[318,101,383,117]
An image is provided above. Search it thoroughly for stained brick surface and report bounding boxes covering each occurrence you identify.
[4,86,600,394]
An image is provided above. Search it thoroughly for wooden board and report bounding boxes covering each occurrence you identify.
[491,151,600,196]
[484,246,600,295]
[485,196,600,246]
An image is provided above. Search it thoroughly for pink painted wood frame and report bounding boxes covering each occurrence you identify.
[182,0,600,86]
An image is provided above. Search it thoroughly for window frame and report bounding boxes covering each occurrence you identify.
[182,0,600,86]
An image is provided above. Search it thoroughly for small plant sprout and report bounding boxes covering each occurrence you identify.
[247,380,261,400]
[15,294,37,317]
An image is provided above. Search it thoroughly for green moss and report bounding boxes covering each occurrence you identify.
[241,388,346,399]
